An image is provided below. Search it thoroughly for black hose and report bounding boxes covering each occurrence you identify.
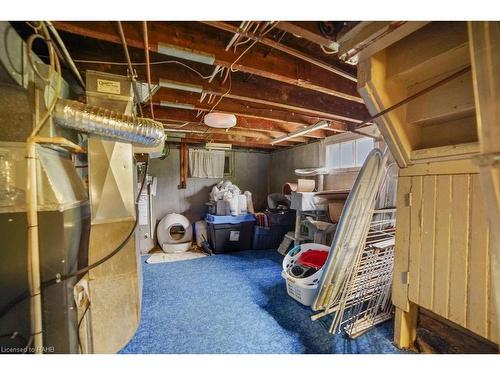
[0,158,149,321]
[0,332,28,347]
[77,301,90,353]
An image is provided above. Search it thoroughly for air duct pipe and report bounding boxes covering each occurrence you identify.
[53,99,165,146]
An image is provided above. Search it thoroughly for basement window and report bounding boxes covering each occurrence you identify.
[223,152,234,177]
[325,136,374,170]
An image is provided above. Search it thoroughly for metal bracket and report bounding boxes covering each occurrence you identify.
[404,192,412,207]
[401,271,409,285]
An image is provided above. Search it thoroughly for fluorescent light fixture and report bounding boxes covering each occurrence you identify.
[158,42,216,65]
[160,101,195,110]
[271,121,330,145]
[205,142,232,150]
[166,137,183,143]
[160,79,203,94]
[164,128,204,134]
[164,132,186,138]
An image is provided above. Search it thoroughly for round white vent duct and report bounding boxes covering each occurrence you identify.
[204,112,237,129]
[157,213,193,253]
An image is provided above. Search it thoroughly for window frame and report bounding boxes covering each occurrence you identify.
[223,151,234,177]
[324,132,375,172]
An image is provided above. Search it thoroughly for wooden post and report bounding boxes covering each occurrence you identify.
[178,142,187,189]
[394,304,418,349]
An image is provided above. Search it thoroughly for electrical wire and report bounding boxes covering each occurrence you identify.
[26,32,62,137]
[77,300,90,354]
[204,22,279,116]
[159,141,170,160]
[44,21,86,89]
[0,331,29,347]
[201,21,280,117]
[117,21,143,117]
[26,27,63,350]
[0,158,150,322]
[69,58,214,80]
[142,21,154,119]
[229,21,279,73]
[26,33,56,82]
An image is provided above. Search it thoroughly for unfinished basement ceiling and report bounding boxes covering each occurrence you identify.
[12,21,370,150]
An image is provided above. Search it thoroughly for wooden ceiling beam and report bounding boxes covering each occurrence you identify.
[276,22,340,49]
[73,58,367,123]
[169,133,296,149]
[164,125,273,141]
[172,137,276,149]
[152,89,322,126]
[52,21,363,102]
[150,108,326,141]
[150,90,349,134]
[149,108,322,141]
[150,108,288,134]
[200,21,358,85]
[164,125,310,144]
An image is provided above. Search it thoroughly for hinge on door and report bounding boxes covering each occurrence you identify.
[401,271,409,285]
[404,192,412,207]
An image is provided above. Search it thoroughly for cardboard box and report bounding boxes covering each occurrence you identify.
[328,200,346,223]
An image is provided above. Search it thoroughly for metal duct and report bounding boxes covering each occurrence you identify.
[53,99,165,147]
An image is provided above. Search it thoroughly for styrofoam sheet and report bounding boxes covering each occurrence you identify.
[290,192,327,211]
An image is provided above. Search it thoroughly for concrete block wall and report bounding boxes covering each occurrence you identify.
[149,147,270,232]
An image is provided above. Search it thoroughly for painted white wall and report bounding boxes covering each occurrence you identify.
[269,141,359,194]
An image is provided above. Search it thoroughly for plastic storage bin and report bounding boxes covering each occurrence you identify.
[281,243,331,306]
[206,213,255,224]
[252,225,289,250]
[266,209,296,229]
[206,214,256,254]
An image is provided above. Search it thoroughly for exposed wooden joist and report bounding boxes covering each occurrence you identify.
[163,125,311,144]
[276,22,340,49]
[152,89,333,127]
[71,58,367,124]
[152,108,282,133]
[52,21,362,103]
[164,125,273,141]
[151,107,287,133]
[200,21,359,86]
[72,55,367,125]
[172,137,276,149]
[148,107,331,139]
[168,132,294,149]
[337,21,430,63]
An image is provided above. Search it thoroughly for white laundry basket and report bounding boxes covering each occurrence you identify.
[281,243,330,306]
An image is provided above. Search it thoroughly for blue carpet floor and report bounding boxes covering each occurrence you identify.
[119,250,402,354]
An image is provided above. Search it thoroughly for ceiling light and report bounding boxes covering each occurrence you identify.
[160,79,203,94]
[271,120,330,145]
[205,142,232,150]
[157,43,215,65]
[160,101,195,110]
[204,112,237,129]
[163,128,204,134]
